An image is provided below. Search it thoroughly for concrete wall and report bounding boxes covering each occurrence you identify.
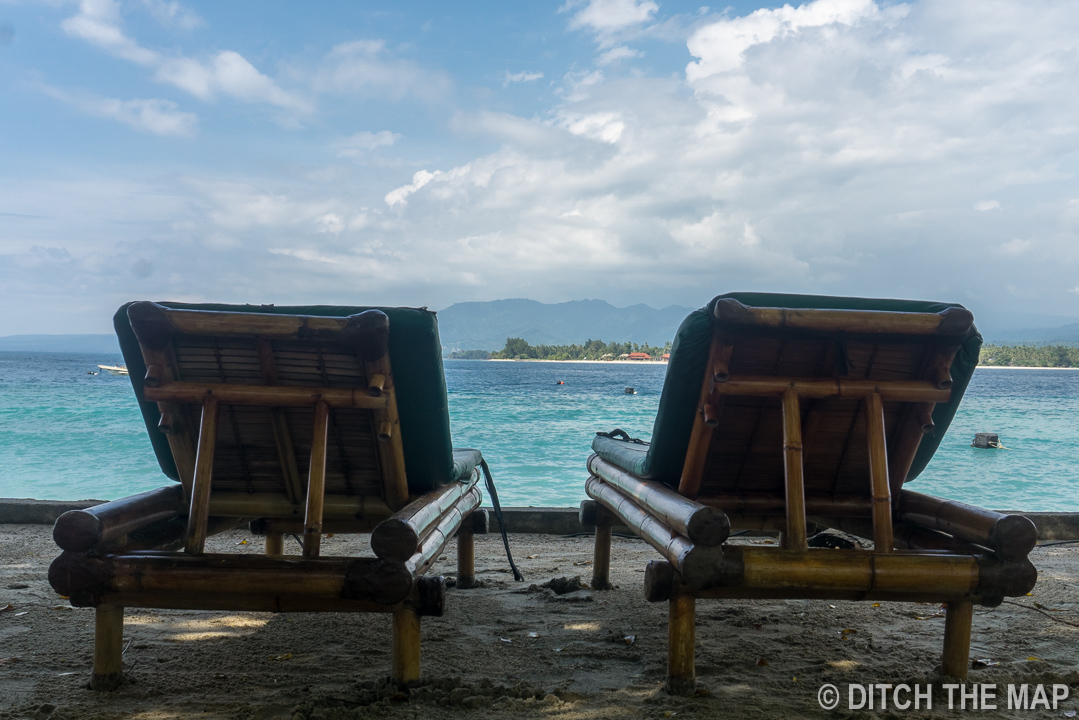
[2,498,1077,541]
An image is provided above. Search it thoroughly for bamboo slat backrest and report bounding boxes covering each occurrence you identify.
[126,301,408,517]
[681,299,976,513]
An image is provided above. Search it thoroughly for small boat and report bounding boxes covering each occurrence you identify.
[624,387,636,394]
[98,365,129,376]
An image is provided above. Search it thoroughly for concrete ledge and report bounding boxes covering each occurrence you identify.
[2,498,1078,541]
[0,498,105,525]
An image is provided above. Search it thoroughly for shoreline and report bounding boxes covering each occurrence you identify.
[454,359,1079,369]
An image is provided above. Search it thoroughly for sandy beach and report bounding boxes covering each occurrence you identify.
[2,525,1077,720]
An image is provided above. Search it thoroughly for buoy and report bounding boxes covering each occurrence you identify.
[972,433,1004,449]
[556,380,565,385]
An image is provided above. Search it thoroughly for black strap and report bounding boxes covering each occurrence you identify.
[596,428,648,445]
[480,459,523,582]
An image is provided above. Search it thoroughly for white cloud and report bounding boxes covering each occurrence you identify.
[687,0,876,79]
[40,85,197,135]
[999,238,1033,255]
[385,170,441,207]
[336,130,401,158]
[62,0,158,65]
[316,40,453,102]
[61,0,308,113]
[504,71,544,87]
[557,111,625,143]
[974,200,1000,211]
[566,0,659,35]
[596,46,641,65]
[138,0,202,29]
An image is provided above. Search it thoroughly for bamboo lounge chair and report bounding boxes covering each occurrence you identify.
[49,301,492,690]
[582,293,1038,694]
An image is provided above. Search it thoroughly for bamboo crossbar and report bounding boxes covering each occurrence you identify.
[371,476,480,563]
[206,492,391,519]
[710,376,951,402]
[698,493,872,516]
[50,551,416,606]
[587,456,730,547]
[143,381,388,410]
[897,490,1038,561]
[586,476,724,588]
[405,486,483,577]
[712,299,975,337]
[128,303,391,360]
[54,485,184,552]
[644,546,1032,600]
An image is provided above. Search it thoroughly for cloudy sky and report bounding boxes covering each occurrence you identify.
[1,0,1077,334]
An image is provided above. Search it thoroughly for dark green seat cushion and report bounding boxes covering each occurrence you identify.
[115,302,461,493]
[592,292,982,487]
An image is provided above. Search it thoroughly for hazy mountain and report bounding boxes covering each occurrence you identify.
[436,299,695,352]
[0,334,120,353]
[984,324,1079,345]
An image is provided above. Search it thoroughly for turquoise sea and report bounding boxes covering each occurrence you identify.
[1,352,1077,511]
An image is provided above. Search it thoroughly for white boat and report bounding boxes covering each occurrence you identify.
[98,365,129,376]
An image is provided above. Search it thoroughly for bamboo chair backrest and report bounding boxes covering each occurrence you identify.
[126,302,408,522]
[682,299,976,517]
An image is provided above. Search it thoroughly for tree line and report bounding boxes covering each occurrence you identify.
[450,341,1079,367]
[449,337,672,361]
[978,344,1079,367]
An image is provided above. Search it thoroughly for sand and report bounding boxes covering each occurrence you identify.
[2,524,1077,719]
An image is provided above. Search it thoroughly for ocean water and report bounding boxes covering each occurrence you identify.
[1,352,1077,511]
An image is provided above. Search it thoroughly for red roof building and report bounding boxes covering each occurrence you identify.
[627,352,651,360]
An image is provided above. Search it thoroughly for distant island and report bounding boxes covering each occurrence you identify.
[979,345,1079,368]
[450,337,672,361]
[451,340,1079,368]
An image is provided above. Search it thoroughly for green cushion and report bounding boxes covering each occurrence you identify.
[592,292,982,486]
[115,302,457,493]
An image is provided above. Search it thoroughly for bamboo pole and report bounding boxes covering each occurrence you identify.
[185,395,219,555]
[136,344,196,496]
[941,600,973,679]
[256,339,304,504]
[365,354,409,511]
[53,485,183,552]
[255,517,382,536]
[265,531,284,556]
[371,478,478,563]
[864,393,894,552]
[698,493,872,516]
[667,595,696,696]
[143,381,388,410]
[678,333,726,498]
[712,376,951,403]
[207,492,390,519]
[456,516,476,590]
[588,456,729,546]
[90,604,124,691]
[897,490,1037,561]
[781,389,808,551]
[405,486,483,577]
[391,608,421,685]
[122,516,237,553]
[130,302,354,341]
[585,476,723,588]
[886,403,934,498]
[50,551,416,606]
[302,401,330,558]
[712,299,974,337]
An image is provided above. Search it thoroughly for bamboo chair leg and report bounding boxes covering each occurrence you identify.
[391,608,421,685]
[667,594,696,695]
[90,604,124,691]
[941,600,973,679]
[456,518,476,589]
[265,531,284,556]
[592,522,613,590]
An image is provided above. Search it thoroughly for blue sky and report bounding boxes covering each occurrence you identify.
[1,0,1078,334]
